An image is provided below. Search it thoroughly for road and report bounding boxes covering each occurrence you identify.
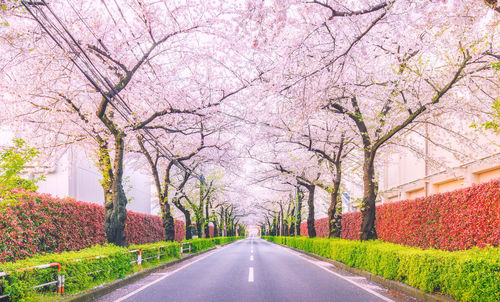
[97,238,415,302]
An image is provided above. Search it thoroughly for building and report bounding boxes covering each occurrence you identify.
[0,130,153,214]
[37,146,153,214]
[379,120,500,202]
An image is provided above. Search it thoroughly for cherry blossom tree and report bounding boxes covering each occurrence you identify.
[245,0,499,240]
[0,0,254,245]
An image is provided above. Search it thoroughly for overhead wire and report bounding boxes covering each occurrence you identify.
[21,0,204,182]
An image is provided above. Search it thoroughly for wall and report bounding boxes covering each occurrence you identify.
[379,114,500,203]
[36,146,152,214]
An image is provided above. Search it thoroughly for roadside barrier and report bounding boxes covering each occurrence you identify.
[0,245,175,297]
[0,262,64,299]
[180,242,191,256]
[0,238,241,299]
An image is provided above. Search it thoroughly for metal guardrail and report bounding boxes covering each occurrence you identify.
[0,245,176,297]
[180,242,191,256]
[0,262,64,298]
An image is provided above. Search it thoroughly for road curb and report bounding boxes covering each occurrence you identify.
[62,240,239,302]
[265,240,455,302]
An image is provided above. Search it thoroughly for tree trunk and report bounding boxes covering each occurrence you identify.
[280,206,285,236]
[306,184,316,238]
[184,212,193,240]
[328,178,342,238]
[161,201,175,241]
[296,188,302,236]
[213,217,218,237]
[137,138,176,242]
[196,219,203,238]
[360,153,378,240]
[204,198,210,238]
[103,135,127,247]
[173,199,192,240]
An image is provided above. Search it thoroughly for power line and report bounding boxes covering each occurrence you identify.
[21,0,205,183]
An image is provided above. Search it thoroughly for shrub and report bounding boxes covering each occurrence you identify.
[182,238,215,253]
[300,217,329,238]
[174,220,186,242]
[0,237,242,300]
[213,236,243,245]
[301,179,500,251]
[0,139,44,196]
[263,236,500,302]
[0,241,181,301]
[0,190,187,262]
[181,236,243,254]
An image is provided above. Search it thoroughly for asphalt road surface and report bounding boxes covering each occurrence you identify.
[97,238,416,302]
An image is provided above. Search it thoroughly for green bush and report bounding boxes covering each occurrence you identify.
[262,236,499,302]
[213,236,243,245]
[0,237,243,300]
[0,241,180,301]
[182,238,216,253]
[0,138,44,197]
[182,236,242,253]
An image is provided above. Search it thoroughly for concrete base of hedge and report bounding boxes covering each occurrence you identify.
[62,240,239,302]
[266,240,455,302]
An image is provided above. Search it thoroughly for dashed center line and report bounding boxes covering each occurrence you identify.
[250,255,254,261]
[248,267,254,282]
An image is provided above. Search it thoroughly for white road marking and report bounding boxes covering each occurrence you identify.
[347,276,366,280]
[112,246,230,302]
[265,241,394,302]
[250,255,254,261]
[248,267,254,282]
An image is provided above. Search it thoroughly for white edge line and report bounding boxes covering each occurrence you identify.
[263,241,394,302]
[113,246,229,302]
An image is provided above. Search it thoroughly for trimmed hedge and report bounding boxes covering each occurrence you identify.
[300,217,328,238]
[182,236,243,253]
[183,238,216,253]
[174,220,186,242]
[0,241,180,301]
[0,236,240,301]
[213,236,243,245]
[263,236,499,302]
[0,190,186,262]
[300,179,500,250]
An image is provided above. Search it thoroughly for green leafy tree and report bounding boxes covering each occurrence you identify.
[0,138,44,193]
[472,62,500,134]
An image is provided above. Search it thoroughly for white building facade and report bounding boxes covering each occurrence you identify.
[36,146,153,214]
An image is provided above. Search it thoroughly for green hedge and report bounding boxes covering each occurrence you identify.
[182,238,216,253]
[263,236,499,302]
[213,236,243,245]
[0,237,243,301]
[182,236,243,253]
[0,241,179,301]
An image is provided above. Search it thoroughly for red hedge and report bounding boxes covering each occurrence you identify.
[340,211,361,240]
[0,190,185,262]
[300,217,329,238]
[301,179,500,251]
[174,219,185,242]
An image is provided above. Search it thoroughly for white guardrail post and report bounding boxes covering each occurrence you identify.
[180,242,191,256]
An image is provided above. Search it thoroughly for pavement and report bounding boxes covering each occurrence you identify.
[96,237,416,302]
